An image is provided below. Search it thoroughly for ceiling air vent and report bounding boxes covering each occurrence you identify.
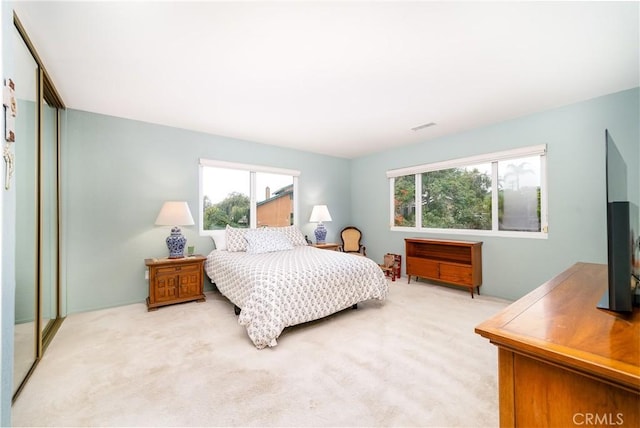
[411,122,436,131]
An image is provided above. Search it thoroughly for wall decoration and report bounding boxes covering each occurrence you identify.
[3,143,13,190]
[3,78,16,142]
[3,78,15,189]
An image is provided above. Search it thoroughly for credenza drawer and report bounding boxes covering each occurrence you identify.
[406,257,439,278]
[439,263,473,285]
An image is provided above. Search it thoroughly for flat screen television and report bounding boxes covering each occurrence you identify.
[597,130,639,312]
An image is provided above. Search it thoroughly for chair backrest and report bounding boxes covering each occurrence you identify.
[341,226,362,252]
[383,253,395,268]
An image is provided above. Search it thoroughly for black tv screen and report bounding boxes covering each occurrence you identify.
[597,130,638,312]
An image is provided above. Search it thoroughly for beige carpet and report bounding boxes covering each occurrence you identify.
[11,279,509,427]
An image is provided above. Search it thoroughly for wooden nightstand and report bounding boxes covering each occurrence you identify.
[144,255,206,311]
[311,243,340,251]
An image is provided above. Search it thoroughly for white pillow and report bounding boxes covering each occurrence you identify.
[244,230,294,254]
[226,225,249,252]
[210,230,227,250]
[267,225,308,246]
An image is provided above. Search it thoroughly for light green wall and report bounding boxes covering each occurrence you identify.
[64,88,639,312]
[351,88,640,301]
[63,110,351,313]
[63,89,639,311]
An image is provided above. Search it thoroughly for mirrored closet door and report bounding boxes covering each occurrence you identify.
[12,21,38,398]
[12,12,65,401]
[41,98,59,340]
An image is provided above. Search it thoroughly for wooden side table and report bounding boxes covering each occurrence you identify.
[311,243,340,251]
[144,255,206,311]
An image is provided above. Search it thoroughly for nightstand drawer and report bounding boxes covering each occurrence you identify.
[156,264,199,275]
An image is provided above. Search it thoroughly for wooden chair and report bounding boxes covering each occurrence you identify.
[338,226,366,256]
[379,253,397,281]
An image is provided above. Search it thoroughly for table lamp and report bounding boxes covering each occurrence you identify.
[155,201,195,258]
[309,204,332,244]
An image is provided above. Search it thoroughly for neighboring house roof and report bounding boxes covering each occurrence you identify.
[257,184,293,206]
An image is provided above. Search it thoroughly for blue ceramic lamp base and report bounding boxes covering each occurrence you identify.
[166,226,187,258]
[314,223,327,244]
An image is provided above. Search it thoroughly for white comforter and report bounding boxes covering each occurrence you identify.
[205,246,388,348]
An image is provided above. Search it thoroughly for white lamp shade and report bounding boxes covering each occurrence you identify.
[309,205,332,222]
[155,201,195,226]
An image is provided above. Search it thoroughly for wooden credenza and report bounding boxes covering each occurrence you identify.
[405,238,482,297]
[475,263,639,427]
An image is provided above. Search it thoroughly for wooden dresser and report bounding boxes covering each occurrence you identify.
[405,238,482,297]
[475,263,639,427]
[145,255,206,311]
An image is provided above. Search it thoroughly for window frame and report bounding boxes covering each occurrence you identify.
[387,145,548,239]
[198,159,301,235]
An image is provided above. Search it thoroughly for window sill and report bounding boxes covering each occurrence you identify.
[390,226,548,239]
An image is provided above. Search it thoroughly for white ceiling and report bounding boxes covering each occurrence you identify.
[12,1,640,159]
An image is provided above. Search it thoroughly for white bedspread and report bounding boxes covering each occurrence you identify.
[205,246,388,348]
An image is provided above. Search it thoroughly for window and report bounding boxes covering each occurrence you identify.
[393,174,416,227]
[199,159,300,233]
[387,145,547,237]
[422,162,492,230]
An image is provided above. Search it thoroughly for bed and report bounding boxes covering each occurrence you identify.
[205,226,389,348]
